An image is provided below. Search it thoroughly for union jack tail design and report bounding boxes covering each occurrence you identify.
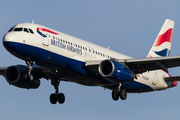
[147,19,174,58]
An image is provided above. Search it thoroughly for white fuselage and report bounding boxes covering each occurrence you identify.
[3,23,175,93]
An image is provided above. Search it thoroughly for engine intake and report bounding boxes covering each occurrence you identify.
[4,65,40,89]
[98,59,135,83]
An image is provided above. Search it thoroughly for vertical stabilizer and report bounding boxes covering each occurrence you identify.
[147,19,174,58]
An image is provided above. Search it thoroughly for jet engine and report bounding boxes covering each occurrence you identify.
[98,59,135,83]
[4,65,40,89]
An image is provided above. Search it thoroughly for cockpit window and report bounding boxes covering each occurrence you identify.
[14,28,23,31]
[24,28,29,33]
[8,26,34,34]
[29,29,34,34]
[8,26,15,32]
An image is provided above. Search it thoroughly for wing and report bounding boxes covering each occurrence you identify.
[85,55,180,74]
[0,67,7,76]
[0,65,69,82]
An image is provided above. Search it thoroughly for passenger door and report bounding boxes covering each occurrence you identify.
[43,33,49,46]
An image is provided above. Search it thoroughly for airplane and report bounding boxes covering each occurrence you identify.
[2,19,180,104]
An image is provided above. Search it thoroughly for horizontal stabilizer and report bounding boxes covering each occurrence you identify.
[164,76,180,81]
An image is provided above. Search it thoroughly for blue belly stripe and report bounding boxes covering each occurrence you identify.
[3,41,153,93]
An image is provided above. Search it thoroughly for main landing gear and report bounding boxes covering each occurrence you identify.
[50,79,65,104]
[112,84,127,101]
[25,60,65,104]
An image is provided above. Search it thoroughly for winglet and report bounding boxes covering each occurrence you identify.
[147,19,175,58]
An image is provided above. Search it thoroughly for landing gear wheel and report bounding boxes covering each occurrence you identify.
[50,93,57,104]
[112,90,119,101]
[119,89,127,100]
[58,93,65,104]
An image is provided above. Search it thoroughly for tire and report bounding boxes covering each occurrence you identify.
[58,93,65,104]
[112,90,119,101]
[50,93,57,104]
[119,89,127,100]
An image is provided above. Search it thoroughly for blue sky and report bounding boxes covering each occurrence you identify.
[0,0,180,120]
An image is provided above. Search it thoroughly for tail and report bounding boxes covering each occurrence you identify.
[147,19,175,58]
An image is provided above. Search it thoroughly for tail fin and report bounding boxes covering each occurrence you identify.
[147,19,174,58]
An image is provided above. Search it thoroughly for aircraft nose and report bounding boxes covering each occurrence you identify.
[3,33,17,52]
[3,33,16,42]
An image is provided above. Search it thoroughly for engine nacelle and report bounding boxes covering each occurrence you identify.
[98,59,135,83]
[4,65,40,89]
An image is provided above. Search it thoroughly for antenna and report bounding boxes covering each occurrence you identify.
[108,46,110,49]
[32,20,34,24]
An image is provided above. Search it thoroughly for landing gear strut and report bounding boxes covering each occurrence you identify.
[112,83,127,101]
[50,79,65,104]
[25,60,34,81]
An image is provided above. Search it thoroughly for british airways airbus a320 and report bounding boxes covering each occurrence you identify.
[2,19,180,104]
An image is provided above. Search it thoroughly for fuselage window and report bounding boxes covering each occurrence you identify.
[24,28,29,33]
[14,28,23,31]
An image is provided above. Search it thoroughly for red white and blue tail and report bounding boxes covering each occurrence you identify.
[147,19,174,58]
